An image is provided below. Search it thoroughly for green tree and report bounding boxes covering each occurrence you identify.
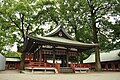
[0,0,60,70]
[108,0,120,50]
[0,0,119,71]
[5,51,21,57]
[0,0,46,70]
[34,0,58,31]
[82,0,117,71]
[53,0,118,71]
[0,21,15,53]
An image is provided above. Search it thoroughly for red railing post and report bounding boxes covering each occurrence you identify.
[44,63,46,68]
[55,63,60,73]
[70,64,75,73]
[44,63,47,72]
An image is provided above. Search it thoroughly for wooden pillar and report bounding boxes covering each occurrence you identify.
[29,53,32,62]
[80,53,83,64]
[112,63,115,71]
[37,50,39,62]
[53,46,55,66]
[105,63,108,70]
[118,62,120,71]
[66,48,69,67]
[77,49,79,64]
[39,45,42,62]
[33,52,36,62]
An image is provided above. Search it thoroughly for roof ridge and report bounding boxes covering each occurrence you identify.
[45,25,73,40]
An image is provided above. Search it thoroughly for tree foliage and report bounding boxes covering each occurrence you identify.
[5,51,21,57]
[0,0,120,70]
[0,0,119,51]
[1,0,40,41]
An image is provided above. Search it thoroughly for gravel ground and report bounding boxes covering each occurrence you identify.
[0,70,120,80]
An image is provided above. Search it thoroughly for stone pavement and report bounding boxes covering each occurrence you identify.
[0,70,119,80]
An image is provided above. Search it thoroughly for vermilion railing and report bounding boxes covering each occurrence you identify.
[25,54,33,62]
[70,64,75,73]
[26,62,54,68]
[25,62,60,73]
[70,64,91,68]
[55,64,60,73]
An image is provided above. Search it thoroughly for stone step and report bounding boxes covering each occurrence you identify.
[60,67,74,73]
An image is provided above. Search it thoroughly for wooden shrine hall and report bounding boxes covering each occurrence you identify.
[23,26,98,73]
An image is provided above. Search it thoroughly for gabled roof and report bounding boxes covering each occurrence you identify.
[83,49,120,63]
[36,36,96,46]
[45,25,73,40]
[23,35,98,53]
[23,25,98,53]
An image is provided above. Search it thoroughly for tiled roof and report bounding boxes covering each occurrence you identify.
[6,58,20,62]
[83,49,120,63]
[23,35,98,53]
[23,25,98,53]
[36,36,97,46]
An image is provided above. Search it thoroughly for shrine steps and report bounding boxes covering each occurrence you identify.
[60,67,74,73]
[25,67,58,73]
[74,68,89,73]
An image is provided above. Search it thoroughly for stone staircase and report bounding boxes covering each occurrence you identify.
[60,67,74,73]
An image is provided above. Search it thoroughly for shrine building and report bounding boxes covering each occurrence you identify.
[23,26,98,73]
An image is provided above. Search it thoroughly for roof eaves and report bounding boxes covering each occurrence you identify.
[61,28,74,40]
[45,25,61,37]
[28,35,98,48]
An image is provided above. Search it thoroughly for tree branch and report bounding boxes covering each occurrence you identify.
[87,0,95,15]
[94,5,103,14]
[20,13,25,41]
[26,23,31,34]
[9,16,22,33]
[95,4,112,14]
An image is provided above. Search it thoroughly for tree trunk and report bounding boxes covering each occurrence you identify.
[19,33,26,71]
[95,46,101,71]
[91,12,101,71]
[19,53,25,71]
